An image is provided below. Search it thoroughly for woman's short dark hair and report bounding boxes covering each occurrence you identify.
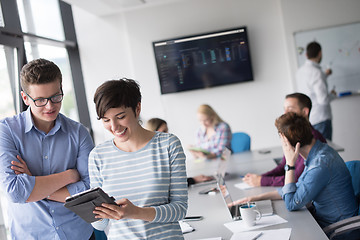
[94,78,141,119]
[275,112,313,147]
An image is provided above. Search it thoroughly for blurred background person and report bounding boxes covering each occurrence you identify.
[243,93,326,187]
[190,104,232,160]
[296,41,336,140]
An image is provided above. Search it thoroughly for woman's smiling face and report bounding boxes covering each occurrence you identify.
[102,104,140,143]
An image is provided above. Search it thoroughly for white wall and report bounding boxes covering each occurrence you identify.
[74,0,290,150]
[72,0,360,160]
[72,8,134,143]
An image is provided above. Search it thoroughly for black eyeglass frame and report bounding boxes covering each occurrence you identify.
[24,90,64,107]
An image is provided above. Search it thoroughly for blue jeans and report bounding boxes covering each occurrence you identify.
[313,120,332,141]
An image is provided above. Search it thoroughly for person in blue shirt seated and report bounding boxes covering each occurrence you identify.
[232,112,358,229]
[0,59,94,239]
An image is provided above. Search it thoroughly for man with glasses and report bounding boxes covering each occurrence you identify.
[0,59,95,239]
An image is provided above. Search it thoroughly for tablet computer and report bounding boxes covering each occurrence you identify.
[64,187,116,223]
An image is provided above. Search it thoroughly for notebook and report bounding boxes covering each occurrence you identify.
[216,175,273,221]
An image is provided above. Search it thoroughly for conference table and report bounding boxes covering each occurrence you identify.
[184,146,329,240]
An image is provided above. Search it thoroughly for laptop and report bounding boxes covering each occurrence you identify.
[191,148,233,187]
[216,175,273,221]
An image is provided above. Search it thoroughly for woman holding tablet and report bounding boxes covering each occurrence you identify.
[89,79,188,239]
[190,104,232,159]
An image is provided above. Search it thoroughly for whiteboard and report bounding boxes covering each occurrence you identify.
[294,22,360,93]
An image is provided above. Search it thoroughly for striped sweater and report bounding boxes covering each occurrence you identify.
[89,132,188,239]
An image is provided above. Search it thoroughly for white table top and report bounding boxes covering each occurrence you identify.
[184,149,329,240]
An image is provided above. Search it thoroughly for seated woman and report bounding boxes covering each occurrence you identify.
[190,104,232,159]
[233,112,357,228]
[90,79,188,239]
[146,117,213,186]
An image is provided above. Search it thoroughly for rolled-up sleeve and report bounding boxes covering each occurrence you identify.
[280,166,329,211]
[0,122,35,203]
[66,126,94,195]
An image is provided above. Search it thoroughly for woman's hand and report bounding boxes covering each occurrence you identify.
[280,134,300,166]
[11,155,32,176]
[94,198,155,222]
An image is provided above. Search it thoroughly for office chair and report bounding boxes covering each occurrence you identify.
[230,132,251,153]
[323,160,360,240]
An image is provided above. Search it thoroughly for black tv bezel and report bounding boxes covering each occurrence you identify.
[152,26,254,94]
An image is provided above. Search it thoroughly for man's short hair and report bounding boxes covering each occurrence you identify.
[306,41,321,59]
[94,78,141,119]
[285,92,312,115]
[20,58,62,92]
[275,112,313,148]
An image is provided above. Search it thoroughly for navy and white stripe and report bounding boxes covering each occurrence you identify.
[89,132,188,240]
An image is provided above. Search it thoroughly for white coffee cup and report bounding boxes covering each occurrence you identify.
[240,204,262,227]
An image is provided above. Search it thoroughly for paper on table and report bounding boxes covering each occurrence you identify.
[234,181,253,190]
[230,228,292,240]
[179,220,195,234]
[224,214,288,233]
[196,238,222,240]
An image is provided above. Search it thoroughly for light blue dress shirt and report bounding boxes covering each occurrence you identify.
[0,107,94,239]
[279,140,358,227]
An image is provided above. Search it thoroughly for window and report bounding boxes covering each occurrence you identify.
[17,0,65,40]
[0,45,18,119]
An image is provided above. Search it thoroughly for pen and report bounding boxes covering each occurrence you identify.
[251,232,263,240]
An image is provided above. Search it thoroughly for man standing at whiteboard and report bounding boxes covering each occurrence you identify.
[296,41,336,140]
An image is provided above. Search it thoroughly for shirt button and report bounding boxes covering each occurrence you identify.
[56,227,59,230]
[44,156,48,159]
[51,210,54,213]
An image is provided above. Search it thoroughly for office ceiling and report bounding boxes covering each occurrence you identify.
[63,0,190,16]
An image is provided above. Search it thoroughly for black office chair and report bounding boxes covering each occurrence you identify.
[323,160,360,240]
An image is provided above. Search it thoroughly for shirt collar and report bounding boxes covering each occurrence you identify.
[304,139,321,166]
[305,59,321,69]
[24,107,63,134]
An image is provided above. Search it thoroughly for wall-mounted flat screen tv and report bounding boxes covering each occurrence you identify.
[153,26,253,94]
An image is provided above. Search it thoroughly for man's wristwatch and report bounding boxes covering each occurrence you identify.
[284,164,295,171]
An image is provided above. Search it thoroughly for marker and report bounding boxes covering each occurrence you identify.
[338,91,352,97]
[251,232,263,240]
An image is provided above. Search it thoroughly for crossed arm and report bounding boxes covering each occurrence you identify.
[11,155,80,203]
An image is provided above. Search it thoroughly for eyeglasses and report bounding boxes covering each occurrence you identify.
[24,91,64,107]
